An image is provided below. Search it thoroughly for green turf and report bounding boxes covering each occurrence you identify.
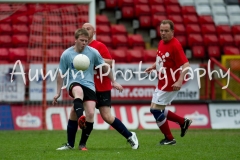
[0,129,239,160]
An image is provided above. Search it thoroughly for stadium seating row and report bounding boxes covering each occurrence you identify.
[0,3,88,15]
[97,34,145,50]
[0,47,157,63]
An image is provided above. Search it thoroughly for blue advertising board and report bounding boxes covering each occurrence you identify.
[0,105,14,130]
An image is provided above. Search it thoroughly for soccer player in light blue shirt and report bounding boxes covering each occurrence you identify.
[53,28,109,150]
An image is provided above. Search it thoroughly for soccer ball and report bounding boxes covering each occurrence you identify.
[73,54,90,71]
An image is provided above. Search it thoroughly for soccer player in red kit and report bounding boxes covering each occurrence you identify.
[145,20,192,145]
[56,23,139,150]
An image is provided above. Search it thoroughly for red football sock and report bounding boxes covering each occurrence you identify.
[159,120,174,140]
[166,110,185,125]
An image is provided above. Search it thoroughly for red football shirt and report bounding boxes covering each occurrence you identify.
[156,37,188,91]
[89,40,112,91]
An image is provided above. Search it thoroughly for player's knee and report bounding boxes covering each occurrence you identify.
[101,113,113,124]
[150,108,165,122]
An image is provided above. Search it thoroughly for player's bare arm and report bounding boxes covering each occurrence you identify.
[145,62,156,74]
[172,62,190,91]
[52,72,64,105]
[102,65,123,92]
[104,58,113,68]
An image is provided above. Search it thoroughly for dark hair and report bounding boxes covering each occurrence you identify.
[160,20,174,31]
[74,28,89,39]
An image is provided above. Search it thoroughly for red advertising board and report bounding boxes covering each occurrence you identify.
[45,104,211,130]
[11,105,43,130]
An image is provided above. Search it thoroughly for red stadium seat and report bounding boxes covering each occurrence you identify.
[126,50,143,62]
[181,6,197,15]
[174,24,186,35]
[76,4,89,15]
[186,24,201,35]
[164,0,179,5]
[234,35,240,46]
[111,24,127,35]
[96,15,110,25]
[46,15,61,24]
[47,48,63,61]
[166,5,181,15]
[77,15,89,25]
[61,15,77,24]
[175,35,187,48]
[63,35,74,47]
[12,24,29,34]
[192,46,205,58]
[216,25,232,35]
[46,25,62,34]
[208,46,221,58]
[135,5,151,17]
[46,35,62,46]
[0,35,11,47]
[201,24,216,35]
[118,0,134,7]
[110,49,127,62]
[96,35,113,48]
[0,48,9,61]
[0,4,11,12]
[198,15,214,25]
[150,5,165,15]
[121,6,135,19]
[29,24,42,34]
[97,24,111,35]
[134,0,149,4]
[27,4,45,13]
[28,15,43,24]
[16,4,28,13]
[9,48,27,62]
[12,35,28,47]
[143,49,156,62]
[167,15,183,24]
[105,0,118,9]
[149,0,164,5]
[61,5,77,14]
[0,23,12,34]
[27,48,43,60]
[128,34,145,49]
[29,35,43,44]
[62,25,77,35]
[183,15,198,25]
[152,15,167,27]
[203,34,219,46]
[11,15,29,24]
[224,46,240,55]
[219,34,234,46]
[232,25,240,35]
[112,35,128,49]
[188,34,203,47]
[139,16,152,28]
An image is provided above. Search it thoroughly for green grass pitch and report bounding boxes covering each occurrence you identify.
[0,129,239,160]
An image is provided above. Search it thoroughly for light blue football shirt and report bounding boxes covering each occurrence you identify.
[59,46,105,92]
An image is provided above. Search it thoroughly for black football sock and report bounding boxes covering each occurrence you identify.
[67,119,78,147]
[79,121,93,145]
[111,117,132,139]
[73,98,84,119]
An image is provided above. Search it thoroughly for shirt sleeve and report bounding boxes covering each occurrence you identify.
[59,53,68,75]
[94,50,105,66]
[173,40,188,67]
